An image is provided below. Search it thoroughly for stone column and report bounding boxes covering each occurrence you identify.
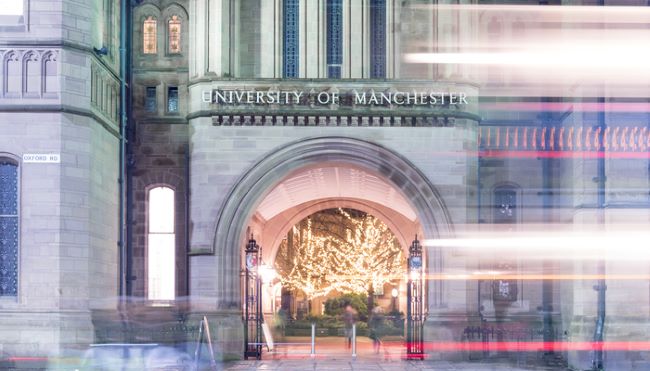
[347,0,366,78]
[260,0,281,78]
[198,0,232,77]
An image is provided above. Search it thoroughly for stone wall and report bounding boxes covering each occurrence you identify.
[0,0,121,357]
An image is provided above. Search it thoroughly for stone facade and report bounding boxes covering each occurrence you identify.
[0,0,120,357]
[0,1,649,370]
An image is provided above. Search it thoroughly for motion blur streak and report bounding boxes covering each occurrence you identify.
[423,274,650,281]
[405,47,650,71]
[479,150,650,159]
[424,231,650,261]
[402,4,650,97]
[418,341,650,352]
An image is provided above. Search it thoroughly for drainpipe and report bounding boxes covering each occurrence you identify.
[185,146,190,295]
[592,1,606,369]
[540,97,554,353]
[118,0,131,298]
[592,100,607,371]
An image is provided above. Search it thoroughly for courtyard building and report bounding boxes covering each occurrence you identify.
[0,1,649,370]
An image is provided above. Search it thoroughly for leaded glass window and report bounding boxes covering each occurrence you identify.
[326,0,342,78]
[143,16,157,54]
[147,187,175,301]
[168,15,181,54]
[167,87,178,113]
[494,187,517,224]
[370,0,386,78]
[145,86,156,112]
[283,0,299,78]
[0,160,18,296]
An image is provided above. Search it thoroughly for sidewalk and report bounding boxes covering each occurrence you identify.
[222,359,567,370]
[222,336,569,370]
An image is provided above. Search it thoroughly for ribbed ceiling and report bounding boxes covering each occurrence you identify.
[256,166,417,221]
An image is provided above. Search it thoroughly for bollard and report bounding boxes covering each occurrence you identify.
[311,323,316,357]
[351,324,357,358]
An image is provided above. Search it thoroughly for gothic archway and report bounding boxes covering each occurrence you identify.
[209,136,454,309]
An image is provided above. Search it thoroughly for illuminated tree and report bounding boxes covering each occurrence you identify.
[275,208,405,300]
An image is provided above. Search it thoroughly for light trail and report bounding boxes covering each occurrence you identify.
[423,230,650,262]
[424,274,650,281]
[479,150,650,159]
[419,341,650,352]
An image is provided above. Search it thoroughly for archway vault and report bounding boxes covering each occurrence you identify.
[209,136,454,309]
[258,197,421,267]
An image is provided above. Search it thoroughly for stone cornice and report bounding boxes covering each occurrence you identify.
[0,104,121,139]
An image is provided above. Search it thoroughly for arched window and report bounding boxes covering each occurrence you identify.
[0,159,19,296]
[370,0,386,78]
[494,186,517,224]
[5,52,20,94]
[326,0,342,78]
[44,53,58,94]
[283,0,299,78]
[168,15,181,54]
[24,53,39,94]
[147,186,175,301]
[143,16,157,54]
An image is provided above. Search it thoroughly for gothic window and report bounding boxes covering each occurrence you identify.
[326,0,343,78]
[24,53,40,94]
[143,16,157,54]
[44,53,58,94]
[0,159,18,297]
[167,86,179,113]
[147,186,175,301]
[494,187,517,224]
[5,53,20,94]
[283,0,299,78]
[145,86,157,112]
[370,0,386,78]
[168,15,181,54]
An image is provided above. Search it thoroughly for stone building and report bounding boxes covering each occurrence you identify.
[1,0,649,370]
[0,0,122,358]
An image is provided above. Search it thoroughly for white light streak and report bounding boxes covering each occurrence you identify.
[424,231,650,262]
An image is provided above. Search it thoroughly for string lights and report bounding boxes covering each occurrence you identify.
[275,208,405,300]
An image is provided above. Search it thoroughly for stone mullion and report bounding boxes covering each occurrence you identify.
[342,0,350,78]
[387,0,397,79]
[260,0,275,77]
[232,0,240,77]
[362,0,370,79]
[348,0,363,78]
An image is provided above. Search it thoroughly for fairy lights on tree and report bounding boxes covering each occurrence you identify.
[275,208,405,300]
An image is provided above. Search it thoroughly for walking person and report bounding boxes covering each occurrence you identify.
[342,304,357,349]
[369,307,384,354]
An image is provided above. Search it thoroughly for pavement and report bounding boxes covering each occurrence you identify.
[221,359,567,371]
[220,336,569,370]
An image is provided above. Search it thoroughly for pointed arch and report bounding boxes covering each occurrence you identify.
[23,51,40,95]
[206,136,453,309]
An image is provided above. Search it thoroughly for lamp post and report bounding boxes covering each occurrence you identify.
[407,236,424,359]
[391,288,398,313]
[244,236,262,360]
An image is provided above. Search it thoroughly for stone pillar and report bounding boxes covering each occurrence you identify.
[204,0,232,77]
[260,0,281,78]
[346,0,367,78]
[300,0,326,78]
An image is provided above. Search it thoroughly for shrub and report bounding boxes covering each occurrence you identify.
[323,293,369,320]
